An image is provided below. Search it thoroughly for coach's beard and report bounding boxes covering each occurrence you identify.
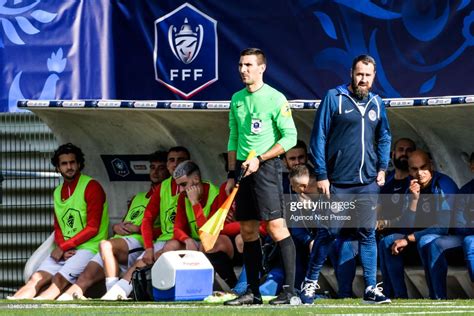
[351,82,370,100]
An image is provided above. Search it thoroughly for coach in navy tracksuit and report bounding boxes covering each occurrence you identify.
[379,150,458,299]
[300,55,391,304]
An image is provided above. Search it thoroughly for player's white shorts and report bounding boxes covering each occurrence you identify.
[136,240,167,260]
[90,236,144,273]
[36,249,95,283]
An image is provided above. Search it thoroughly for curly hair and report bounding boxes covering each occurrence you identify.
[51,143,85,170]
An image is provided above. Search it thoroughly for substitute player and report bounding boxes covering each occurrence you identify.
[173,160,237,286]
[8,143,109,300]
[101,146,190,300]
[56,151,169,300]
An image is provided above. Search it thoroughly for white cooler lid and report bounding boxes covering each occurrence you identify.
[151,250,214,290]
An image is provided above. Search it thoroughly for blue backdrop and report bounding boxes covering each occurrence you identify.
[1,0,473,111]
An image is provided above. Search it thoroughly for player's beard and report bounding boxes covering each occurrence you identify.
[393,156,409,171]
[351,79,370,100]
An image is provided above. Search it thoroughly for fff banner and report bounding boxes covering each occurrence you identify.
[1,0,473,112]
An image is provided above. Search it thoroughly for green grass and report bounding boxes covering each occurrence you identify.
[2,299,474,315]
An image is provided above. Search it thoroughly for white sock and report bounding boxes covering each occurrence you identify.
[116,279,133,297]
[365,285,373,293]
[105,277,119,291]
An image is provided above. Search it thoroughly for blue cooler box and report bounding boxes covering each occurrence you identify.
[152,250,214,301]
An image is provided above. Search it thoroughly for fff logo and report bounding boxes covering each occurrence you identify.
[154,3,218,98]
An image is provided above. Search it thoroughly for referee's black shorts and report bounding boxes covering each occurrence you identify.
[234,157,285,222]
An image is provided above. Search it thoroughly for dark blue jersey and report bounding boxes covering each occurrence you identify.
[379,170,411,220]
[399,172,459,240]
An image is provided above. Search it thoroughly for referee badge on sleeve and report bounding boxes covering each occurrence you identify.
[251,119,263,134]
[280,103,292,117]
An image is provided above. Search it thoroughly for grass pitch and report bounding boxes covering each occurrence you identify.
[1,299,474,315]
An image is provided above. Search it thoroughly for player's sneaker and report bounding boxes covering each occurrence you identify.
[269,285,301,305]
[5,296,25,300]
[101,283,129,301]
[300,279,319,305]
[363,282,391,304]
[72,292,87,300]
[224,288,262,306]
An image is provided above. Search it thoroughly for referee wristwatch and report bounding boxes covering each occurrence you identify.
[403,235,411,243]
[257,155,265,165]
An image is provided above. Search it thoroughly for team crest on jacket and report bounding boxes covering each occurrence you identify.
[391,193,400,204]
[154,3,218,98]
[368,109,377,121]
[422,201,431,213]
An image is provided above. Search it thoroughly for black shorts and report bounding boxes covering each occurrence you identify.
[234,157,285,221]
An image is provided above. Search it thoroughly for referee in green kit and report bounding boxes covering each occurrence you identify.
[224,48,299,306]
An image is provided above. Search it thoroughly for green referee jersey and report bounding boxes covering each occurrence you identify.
[228,84,297,160]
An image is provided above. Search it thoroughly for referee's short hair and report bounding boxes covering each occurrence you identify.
[241,48,266,65]
[173,160,201,179]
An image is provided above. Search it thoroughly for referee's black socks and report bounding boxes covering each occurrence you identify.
[278,236,296,293]
[243,239,263,296]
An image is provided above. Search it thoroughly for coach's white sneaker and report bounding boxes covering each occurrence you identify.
[101,283,129,301]
[56,293,73,301]
[363,282,391,304]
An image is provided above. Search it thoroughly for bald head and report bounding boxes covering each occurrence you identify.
[408,150,433,188]
[409,150,430,164]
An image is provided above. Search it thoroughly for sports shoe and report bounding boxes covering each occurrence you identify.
[224,288,263,306]
[269,285,301,305]
[101,283,129,301]
[5,296,26,300]
[72,292,87,300]
[363,282,391,304]
[300,279,320,305]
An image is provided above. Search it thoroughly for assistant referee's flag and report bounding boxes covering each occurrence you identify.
[199,150,256,252]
